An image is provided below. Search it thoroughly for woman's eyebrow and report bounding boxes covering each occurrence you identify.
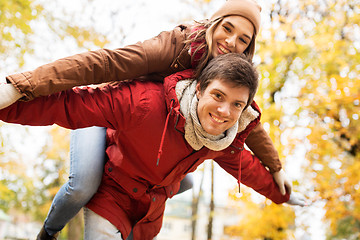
[224,21,252,41]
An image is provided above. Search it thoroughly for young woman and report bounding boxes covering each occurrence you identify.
[0,0,292,239]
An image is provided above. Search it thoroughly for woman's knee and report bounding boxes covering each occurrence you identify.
[62,183,96,204]
[66,171,102,202]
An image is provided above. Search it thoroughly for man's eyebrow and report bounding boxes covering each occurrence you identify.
[213,88,247,104]
[224,21,252,40]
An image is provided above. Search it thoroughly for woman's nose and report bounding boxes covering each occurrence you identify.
[225,35,236,48]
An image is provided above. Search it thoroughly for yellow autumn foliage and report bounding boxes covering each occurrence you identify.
[254,0,360,238]
[225,188,295,240]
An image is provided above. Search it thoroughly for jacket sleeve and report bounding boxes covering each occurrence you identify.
[245,122,282,173]
[6,25,189,101]
[214,150,289,204]
[0,84,141,131]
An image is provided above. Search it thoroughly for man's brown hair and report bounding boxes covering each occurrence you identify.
[197,53,259,109]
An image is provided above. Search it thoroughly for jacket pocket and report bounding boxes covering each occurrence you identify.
[105,161,148,199]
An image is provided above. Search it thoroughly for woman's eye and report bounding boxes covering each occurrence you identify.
[239,37,247,44]
[223,26,231,32]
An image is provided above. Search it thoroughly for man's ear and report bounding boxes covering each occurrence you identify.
[196,82,201,98]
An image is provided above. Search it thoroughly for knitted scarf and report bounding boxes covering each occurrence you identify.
[176,79,259,151]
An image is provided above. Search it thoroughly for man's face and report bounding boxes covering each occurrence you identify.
[196,79,249,136]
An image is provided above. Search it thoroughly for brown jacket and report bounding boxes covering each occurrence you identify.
[6,24,281,172]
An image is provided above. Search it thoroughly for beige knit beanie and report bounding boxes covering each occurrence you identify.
[210,0,261,35]
[210,0,262,56]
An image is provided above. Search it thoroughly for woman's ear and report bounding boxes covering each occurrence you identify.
[195,82,201,99]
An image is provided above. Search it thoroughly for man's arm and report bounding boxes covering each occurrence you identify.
[215,152,289,204]
[0,85,121,130]
[239,152,290,204]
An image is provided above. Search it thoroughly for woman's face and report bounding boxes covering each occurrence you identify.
[196,79,249,136]
[210,15,254,58]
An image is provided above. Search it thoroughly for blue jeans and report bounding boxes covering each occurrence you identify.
[44,126,107,235]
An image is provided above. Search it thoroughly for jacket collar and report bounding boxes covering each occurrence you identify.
[163,69,195,134]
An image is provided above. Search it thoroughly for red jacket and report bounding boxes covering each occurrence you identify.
[0,70,289,239]
[6,24,282,173]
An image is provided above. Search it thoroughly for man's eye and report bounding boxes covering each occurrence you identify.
[214,93,222,99]
[234,102,242,108]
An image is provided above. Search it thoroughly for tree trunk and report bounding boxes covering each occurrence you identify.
[67,209,84,240]
[191,166,205,240]
[207,161,214,240]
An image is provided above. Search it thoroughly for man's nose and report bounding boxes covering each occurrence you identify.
[217,103,231,117]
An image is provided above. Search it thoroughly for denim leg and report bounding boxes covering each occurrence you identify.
[84,208,125,240]
[44,127,107,235]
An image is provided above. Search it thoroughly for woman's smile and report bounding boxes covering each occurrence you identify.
[217,43,231,54]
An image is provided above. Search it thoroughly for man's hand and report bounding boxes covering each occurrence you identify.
[0,83,22,109]
[287,192,308,207]
[273,169,292,195]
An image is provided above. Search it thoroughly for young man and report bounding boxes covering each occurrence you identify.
[0,53,305,240]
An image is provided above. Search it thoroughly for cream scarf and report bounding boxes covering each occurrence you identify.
[175,79,259,151]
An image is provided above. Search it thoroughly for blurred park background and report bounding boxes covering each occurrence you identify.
[0,0,359,239]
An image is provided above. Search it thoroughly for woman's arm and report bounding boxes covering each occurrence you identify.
[6,25,190,101]
[245,122,282,173]
[245,123,293,195]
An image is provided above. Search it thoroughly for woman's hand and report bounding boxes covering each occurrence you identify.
[0,83,22,109]
[273,169,292,195]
